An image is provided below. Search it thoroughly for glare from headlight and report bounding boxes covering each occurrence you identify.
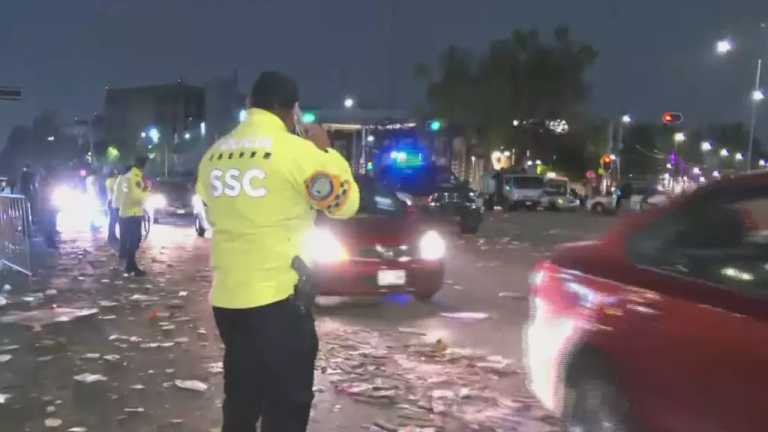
[52,186,78,210]
[419,230,446,260]
[303,228,348,264]
[146,194,167,211]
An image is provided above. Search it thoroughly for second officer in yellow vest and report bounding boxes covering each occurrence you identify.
[115,156,150,276]
[196,71,359,432]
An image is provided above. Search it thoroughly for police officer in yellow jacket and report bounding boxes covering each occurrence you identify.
[116,157,150,276]
[196,71,359,432]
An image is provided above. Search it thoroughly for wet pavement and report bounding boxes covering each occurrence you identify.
[0,211,617,431]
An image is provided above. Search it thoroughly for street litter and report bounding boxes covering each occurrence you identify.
[129,294,159,302]
[174,379,208,392]
[73,373,107,383]
[81,353,101,359]
[2,284,11,292]
[439,312,490,320]
[97,300,118,307]
[206,362,223,374]
[0,296,7,306]
[129,384,145,390]
[0,307,99,331]
[397,327,427,336]
[178,291,188,297]
[46,405,56,413]
[0,345,19,352]
[45,418,63,428]
[67,428,87,432]
[44,289,58,296]
[498,292,527,299]
[123,407,145,413]
[0,393,11,404]
[103,354,121,362]
[0,354,11,362]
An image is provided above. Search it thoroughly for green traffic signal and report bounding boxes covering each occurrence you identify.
[429,120,442,131]
[301,112,317,124]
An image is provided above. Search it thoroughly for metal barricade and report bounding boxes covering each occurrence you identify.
[0,193,32,275]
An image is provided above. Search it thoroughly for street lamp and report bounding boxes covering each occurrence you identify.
[141,131,147,139]
[366,134,375,143]
[621,114,632,124]
[715,36,762,171]
[720,148,730,157]
[674,132,686,143]
[715,39,733,55]
[760,159,767,167]
[735,152,744,161]
[343,97,355,109]
[701,141,712,152]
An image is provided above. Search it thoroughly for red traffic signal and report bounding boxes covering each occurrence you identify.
[662,112,683,125]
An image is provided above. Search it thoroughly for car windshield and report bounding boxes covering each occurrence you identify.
[356,177,406,217]
[508,176,544,189]
[544,179,568,196]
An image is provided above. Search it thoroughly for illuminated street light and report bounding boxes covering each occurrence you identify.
[141,131,147,139]
[343,97,355,109]
[673,132,686,143]
[239,109,247,123]
[503,150,511,157]
[366,134,375,143]
[720,148,730,157]
[200,122,206,136]
[735,152,744,161]
[621,114,632,124]
[535,159,542,165]
[700,141,712,152]
[47,136,55,142]
[692,167,701,175]
[184,132,191,140]
[713,170,721,178]
[752,89,765,102]
[759,159,767,167]
[513,119,520,127]
[715,39,733,55]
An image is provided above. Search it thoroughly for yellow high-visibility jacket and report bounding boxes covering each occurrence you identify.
[116,167,149,217]
[196,108,359,309]
[105,176,119,204]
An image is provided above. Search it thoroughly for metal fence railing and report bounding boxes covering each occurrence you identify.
[0,194,32,275]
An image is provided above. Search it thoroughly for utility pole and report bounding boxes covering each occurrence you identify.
[747,59,762,172]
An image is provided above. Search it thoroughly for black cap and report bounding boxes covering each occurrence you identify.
[249,71,299,111]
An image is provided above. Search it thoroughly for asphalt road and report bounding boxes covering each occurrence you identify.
[0,210,619,432]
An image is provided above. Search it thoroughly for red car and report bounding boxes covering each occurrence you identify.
[525,173,768,432]
[307,176,446,300]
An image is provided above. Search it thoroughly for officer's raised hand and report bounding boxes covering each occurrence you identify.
[304,124,330,152]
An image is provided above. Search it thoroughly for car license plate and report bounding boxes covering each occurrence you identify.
[175,209,187,214]
[377,270,406,286]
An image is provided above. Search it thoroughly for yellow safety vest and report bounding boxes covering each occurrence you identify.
[117,167,149,217]
[196,108,359,309]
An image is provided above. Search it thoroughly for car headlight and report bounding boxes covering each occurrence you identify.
[419,230,446,260]
[303,228,349,264]
[52,186,76,209]
[146,194,167,211]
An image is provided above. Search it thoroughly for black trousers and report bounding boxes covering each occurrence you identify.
[107,202,119,241]
[118,216,142,272]
[213,298,318,432]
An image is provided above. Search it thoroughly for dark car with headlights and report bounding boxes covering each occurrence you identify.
[313,176,446,300]
[147,177,195,223]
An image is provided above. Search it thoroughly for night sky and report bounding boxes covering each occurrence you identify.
[1,0,766,148]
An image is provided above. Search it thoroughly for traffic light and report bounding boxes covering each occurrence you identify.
[600,154,613,171]
[301,111,317,124]
[428,120,442,132]
[662,112,683,125]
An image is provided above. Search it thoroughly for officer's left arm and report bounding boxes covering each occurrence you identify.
[319,149,359,219]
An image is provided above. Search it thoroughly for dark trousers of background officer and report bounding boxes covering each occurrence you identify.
[118,216,142,273]
[213,298,318,432]
[107,201,119,242]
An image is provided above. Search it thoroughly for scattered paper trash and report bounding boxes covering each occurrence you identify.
[439,312,490,320]
[2,284,11,292]
[67,428,88,432]
[73,373,107,383]
[45,418,63,428]
[0,307,99,331]
[0,345,19,352]
[44,289,58,296]
[0,393,11,404]
[0,354,11,363]
[0,296,7,307]
[498,292,527,299]
[81,353,101,360]
[174,379,208,392]
[397,327,427,336]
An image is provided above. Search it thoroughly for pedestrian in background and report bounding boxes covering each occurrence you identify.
[116,157,149,276]
[19,163,38,220]
[37,165,59,249]
[196,71,359,432]
[105,169,121,243]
